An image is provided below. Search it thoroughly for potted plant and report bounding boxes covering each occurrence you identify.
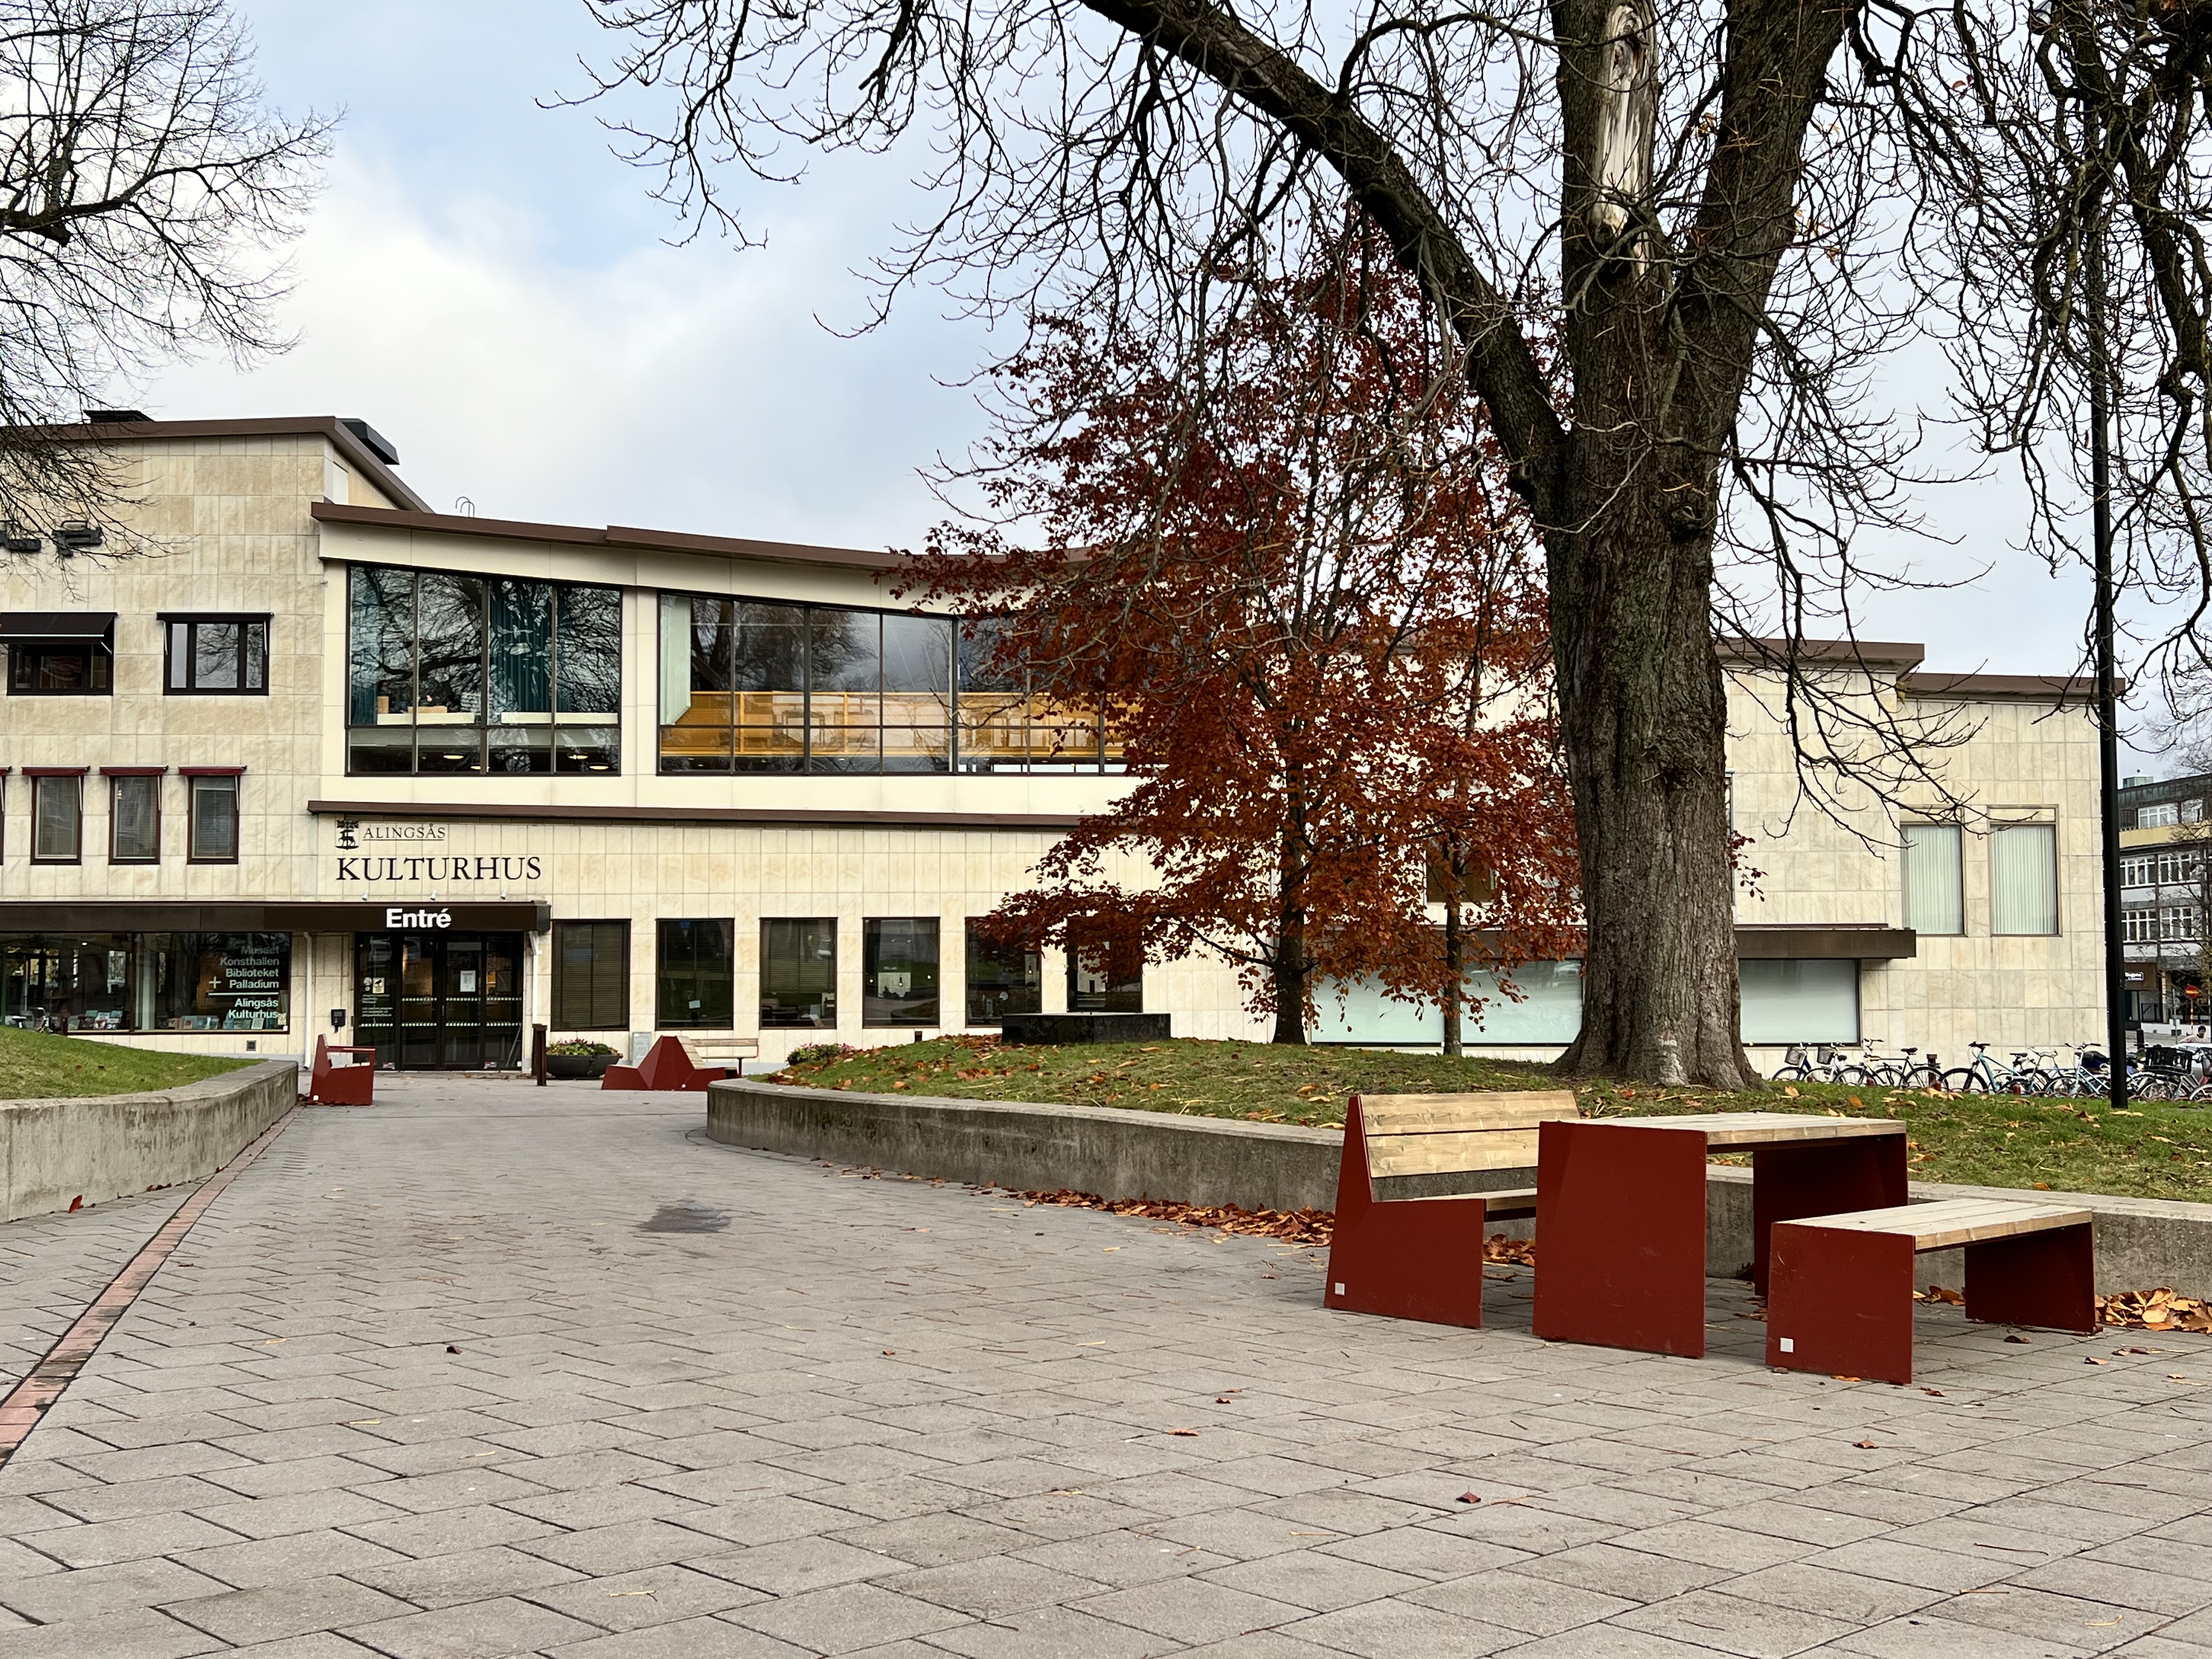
[547,1040,619,1079]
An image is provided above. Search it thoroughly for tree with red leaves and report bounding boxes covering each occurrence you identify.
[904,237,1580,1044]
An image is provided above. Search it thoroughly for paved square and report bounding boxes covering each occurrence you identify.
[0,1077,2205,1656]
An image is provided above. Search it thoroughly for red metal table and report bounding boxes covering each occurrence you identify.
[1532,1112,1907,1358]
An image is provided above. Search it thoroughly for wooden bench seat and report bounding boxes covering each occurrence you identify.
[1324,1091,1578,1329]
[679,1035,760,1077]
[1767,1197,2095,1384]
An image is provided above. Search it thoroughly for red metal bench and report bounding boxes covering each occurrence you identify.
[1324,1090,1578,1328]
[600,1034,755,1092]
[1767,1197,2095,1384]
[307,1036,376,1105]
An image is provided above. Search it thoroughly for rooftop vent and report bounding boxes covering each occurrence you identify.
[339,418,399,465]
[2124,775,2154,788]
[83,408,151,424]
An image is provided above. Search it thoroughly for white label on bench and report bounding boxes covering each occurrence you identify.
[1779,1338,1794,1353]
[1334,1283,1346,1295]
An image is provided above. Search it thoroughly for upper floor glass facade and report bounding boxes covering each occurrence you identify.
[347,565,622,775]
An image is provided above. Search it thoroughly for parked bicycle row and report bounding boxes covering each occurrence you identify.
[1770,1039,2212,1101]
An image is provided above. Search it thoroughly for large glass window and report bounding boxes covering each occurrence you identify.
[656,920,733,1028]
[1902,823,1964,935]
[30,774,81,862]
[164,617,268,695]
[1740,959,1860,1043]
[1068,926,1143,1013]
[2,934,133,1031]
[864,918,939,1025]
[1310,962,1588,1044]
[554,921,630,1030]
[109,774,160,863]
[656,596,1125,775]
[966,926,1041,1025]
[187,775,240,863]
[7,623,112,696]
[347,565,622,775]
[142,933,290,1032]
[762,918,837,1028]
[1991,823,2059,936]
[954,617,1121,772]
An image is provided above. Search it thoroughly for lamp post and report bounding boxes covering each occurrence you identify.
[2087,94,2128,1109]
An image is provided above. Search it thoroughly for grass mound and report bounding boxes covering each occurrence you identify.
[0,1027,257,1101]
[775,1035,2212,1204]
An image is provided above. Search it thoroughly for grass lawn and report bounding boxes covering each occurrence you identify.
[776,1035,2212,1205]
[0,1027,258,1101]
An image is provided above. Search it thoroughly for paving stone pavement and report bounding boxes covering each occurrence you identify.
[0,1076,2207,1658]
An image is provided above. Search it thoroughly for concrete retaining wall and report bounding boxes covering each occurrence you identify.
[0,1060,297,1223]
[709,1078,2212,1296]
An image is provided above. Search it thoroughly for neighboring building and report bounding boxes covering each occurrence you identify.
[2117,771,2212,1025]
[2,416,2107,1071]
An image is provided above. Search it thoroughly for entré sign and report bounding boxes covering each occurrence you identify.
[385,907,453,929]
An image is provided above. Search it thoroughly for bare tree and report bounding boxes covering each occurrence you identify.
[578,0,2083,1087]
[1,0,329,549]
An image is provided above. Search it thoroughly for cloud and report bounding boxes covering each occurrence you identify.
[139,153,996,551]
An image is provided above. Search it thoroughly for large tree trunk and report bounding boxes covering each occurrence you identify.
[1548,475,1753,1088]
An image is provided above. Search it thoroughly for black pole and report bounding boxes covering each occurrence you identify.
[2087,95,2128,1110]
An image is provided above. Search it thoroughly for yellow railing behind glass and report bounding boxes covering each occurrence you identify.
[656,689,1121,764]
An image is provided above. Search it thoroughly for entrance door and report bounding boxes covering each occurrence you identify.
[353,933,524,1070]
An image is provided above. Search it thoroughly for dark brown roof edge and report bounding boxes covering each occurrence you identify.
[1901,672,2103,703]
[1718,636,1927,669]
[32,416,429,514]
[1735,923,1916,961]
[306,799,1082,832]
[311,500,905,573]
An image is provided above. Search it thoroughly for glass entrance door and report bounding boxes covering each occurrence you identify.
[353,932,524,1070]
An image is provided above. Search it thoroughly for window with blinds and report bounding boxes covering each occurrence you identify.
[553,922,630,1031]
[1902,823,1964,936]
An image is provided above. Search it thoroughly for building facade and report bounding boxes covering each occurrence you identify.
[1,417,2109,1071]
[2117,771,2212,1026]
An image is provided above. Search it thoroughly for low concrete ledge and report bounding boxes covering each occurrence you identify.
[0,1060,298,1223]
[708,1078,1344,1213]
[712,1079,2212,1296]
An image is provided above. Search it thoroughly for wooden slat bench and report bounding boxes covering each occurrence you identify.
[680,1035,760,1078]
[1324,1090,1579,1329]
[1767,1197,2095,1384]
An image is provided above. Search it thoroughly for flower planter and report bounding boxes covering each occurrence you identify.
[546,1054,614,1080]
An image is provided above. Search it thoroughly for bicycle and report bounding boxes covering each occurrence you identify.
[1859,1046,1945,1090]
[1943,1042,2053,1096]
[1771,1044,1870,1086]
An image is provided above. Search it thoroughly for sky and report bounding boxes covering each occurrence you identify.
[129,0,2167,763]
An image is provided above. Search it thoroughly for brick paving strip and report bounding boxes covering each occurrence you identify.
[0,1109,298,1470]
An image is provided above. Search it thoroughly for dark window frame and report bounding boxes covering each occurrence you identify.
[554,920,631,1031]
[185,772,241,865]
[862,916,940,1027]
[345,564,624,777]
[106,770,163,864]
[29,772,85,864]
[964,923,1041,1026]
[654,591,1122,778]
[656,918,735,1029]
[1066,926,1143,1013]
[161,614,271,696]
[760,917,839,1029]
[8,637,113,696]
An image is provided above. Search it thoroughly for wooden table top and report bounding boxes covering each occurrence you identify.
[1573,1111,1906,1149]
